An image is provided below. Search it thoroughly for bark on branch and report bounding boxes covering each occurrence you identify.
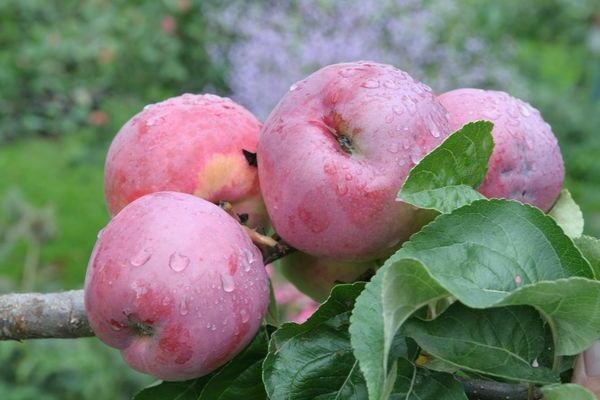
[0,290,92,340]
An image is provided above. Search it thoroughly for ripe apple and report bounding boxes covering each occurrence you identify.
[279,252,375,302]
[104,93,268,229]
[257,61,451,261]
[437,88,564,211]
[84,192,269,381]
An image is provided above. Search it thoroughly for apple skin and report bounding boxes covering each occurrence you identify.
[104,93,268,229]
[257,61,451,261]
[84,192,269,381]
[279,252,375,302]
[437,88,564,212]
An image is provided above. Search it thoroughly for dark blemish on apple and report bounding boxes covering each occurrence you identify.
[242,149,258,167]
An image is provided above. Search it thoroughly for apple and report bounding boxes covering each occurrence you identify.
[84,192,269,381]
[257,61,451,261]
[104,93,268,229]
[279,252,375,302]
[437,88,564,211]
[266,265,319,323]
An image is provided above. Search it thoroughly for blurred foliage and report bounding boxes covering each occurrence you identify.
[0,0,226,143]
[0,0,599,398]
[0,339,152,400]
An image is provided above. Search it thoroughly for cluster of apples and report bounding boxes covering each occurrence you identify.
[84,61,564,381]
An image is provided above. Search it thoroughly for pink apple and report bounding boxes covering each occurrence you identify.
[280,252,375,302]
[266,265,319,324]
[84,192,269,381]
[437,88,564,211]
[104,93,268,229]
[257,61,451,261]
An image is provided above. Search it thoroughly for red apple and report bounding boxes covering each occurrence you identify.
[280,252,375,302]
[104,93,268,229]
[257,61,451,261]
[84,192,269,381]
[438,88,564,211]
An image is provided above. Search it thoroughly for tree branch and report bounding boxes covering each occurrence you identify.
[0,242,554,399]
[460,378,543,400]
[0,290,92,340]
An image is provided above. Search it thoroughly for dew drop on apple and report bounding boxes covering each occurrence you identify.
[389,143,399,154]
[520,104,531,117]
[210,324,217,331]
[179,298,189,316]
[345,173,353,181]
[336,182,348,196]
[240,308,249,323]
[130,248,152,267]
[220,273,235,293]
[289,83,299,92]
[383,80,400,89]
[392,105,404,115]
[96,228,105,239]
[169,252,190,272]
[361,78,380,89]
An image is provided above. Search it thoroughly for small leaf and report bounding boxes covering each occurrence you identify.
[402,304,556,384]
[265,279,280,327]
[398,120,494,213]
[198,327,268,399]
[349,266,394,400]
[263,283,368,399]
[390,358,467,400]
[575,235,600,279]
[549,189,584,238]
[133,379,208,400]
[541,383,596,399]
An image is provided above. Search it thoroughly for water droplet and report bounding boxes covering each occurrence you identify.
[519,104,531,117]
[143,104,154,111]
[206,322,212,329]
[345,173,353,181]
[392,105,404,115]
[240,309,249,323]
[221,273,235,293]
[430,125,441,138]
[389,143,399,154]
[336,182,348,195]
[514,275,522,285]
[179,298,189,315]
[323,163,337,175]
[110,320,124,332]
[131,281,147,299]
[482,108,501,120]
[385,114,394,123]
[169,252,190,272]
[402,142,411,150]
[361,78,380,89]
[383,80,400,89]
[339,68,357,78]
[161,296,171,306]
[96,228,105,239]
[241,247,256,266]
[211,324,217,331]
[289,83,299,92]
[130,248,152,267]
[532,359,539,368]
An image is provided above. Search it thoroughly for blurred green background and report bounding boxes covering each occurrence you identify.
[0,0,598,398]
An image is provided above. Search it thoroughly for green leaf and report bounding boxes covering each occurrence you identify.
[541,383,596,399]
[549,189,584,238]
[263,283,368,400]
[364,199,600,393]
[398,120,494,213]
[133,328,269,400]
[575,235,600,279]
[349,265,394,400]
[197,327,268,400]
[402,304,556,383]
[390,358,467,400]
[133,379,208,400]
[265,279,280,327]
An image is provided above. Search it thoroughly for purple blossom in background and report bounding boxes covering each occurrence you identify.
[205,0,524,119]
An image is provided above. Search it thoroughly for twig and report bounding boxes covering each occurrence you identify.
[460,378,543,400]
[0,290,92,340]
